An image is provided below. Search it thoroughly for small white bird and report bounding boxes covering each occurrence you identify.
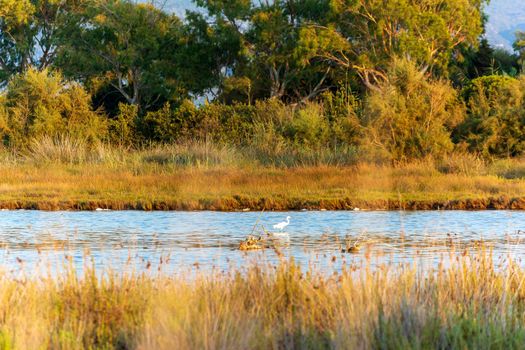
[273,216,291,231]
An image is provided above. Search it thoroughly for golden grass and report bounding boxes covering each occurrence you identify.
[0,141,524,209]
[0,250,524,349]
[0,159,525,210]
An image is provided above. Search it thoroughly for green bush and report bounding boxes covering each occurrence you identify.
[109,103,139,147]
[249,99,290,157]
[286,103,330,148]
[364,58,465,161]
[139,100,256,144]
[321,86,362,146]
[140,102,179,142]
[196,103,256,144]
[0,68,107,149]
[455,75,525,158]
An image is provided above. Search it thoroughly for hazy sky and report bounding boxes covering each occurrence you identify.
[484,0,525,50]
[160,0,194,16]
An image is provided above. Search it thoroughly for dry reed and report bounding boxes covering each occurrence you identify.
[0,249,521,349]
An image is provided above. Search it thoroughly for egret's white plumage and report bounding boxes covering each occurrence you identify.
[273,216,291,231]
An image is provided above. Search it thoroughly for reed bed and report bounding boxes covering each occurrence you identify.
[0,140,523,209]
[0,160,523,210]
[0,250,522,349]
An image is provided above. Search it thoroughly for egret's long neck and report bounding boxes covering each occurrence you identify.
[286,218,290,224]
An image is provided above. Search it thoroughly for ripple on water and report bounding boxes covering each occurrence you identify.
[0,210,522,273]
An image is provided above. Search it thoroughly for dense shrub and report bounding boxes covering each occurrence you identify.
[363,58,465,161]
[14,66,525,165]
[139,100,256,144]
[140,102,180,142]
[248,99,290,158]
[455,75,525,158]
[0,68,107,149]
[321,85,362,146]
[134,97,361,165]
[109,103,139,147]
[196,103,256,144]
[286,103,330,148]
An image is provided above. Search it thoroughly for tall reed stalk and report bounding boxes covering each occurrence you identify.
[0,250,523,349]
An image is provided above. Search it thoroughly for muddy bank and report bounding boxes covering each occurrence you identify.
[0,195,524,211]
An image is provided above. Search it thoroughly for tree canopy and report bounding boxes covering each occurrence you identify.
[1,0,525,161]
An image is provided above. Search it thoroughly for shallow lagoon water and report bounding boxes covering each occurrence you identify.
[0,210,524,274]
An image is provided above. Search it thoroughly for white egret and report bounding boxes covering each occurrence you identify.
[273,216,291,231]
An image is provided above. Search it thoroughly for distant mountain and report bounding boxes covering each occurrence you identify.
[165,0,523,52]
[485,0,525,51]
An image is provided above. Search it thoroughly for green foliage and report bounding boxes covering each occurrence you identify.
[57,1,187,110]
[195,103,256,144]
[364,58,465,161]
[0,0,78,86]
[222,76,253,105]
[492,48,520,76]
[135,96,359,165]
[321,85,362,146]
[197,0,337,102]
[452,39,520,85]
[109,103,139,147]
[0,68,107,148]
[514,31,525,72]
[140,100,256,144]
[286,103,329,148]
[302,0,487,82]
[455,75,525,158]
[178,11,239,97]
[0,0,519,162]
[0,0,33,27]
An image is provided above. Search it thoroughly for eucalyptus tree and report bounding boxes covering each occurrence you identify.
[296,0,488,89]
[194,0,338,103]
[195,0,487,101]
[57,0,198,112]
[0,0,78,86]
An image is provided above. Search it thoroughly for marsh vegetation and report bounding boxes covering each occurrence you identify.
[0,1,524,212]
[0,248,521,349]
[1,143,525,210]
[0,0,524,169]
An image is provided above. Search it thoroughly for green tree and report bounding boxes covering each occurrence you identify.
[179,11,241,99]
[0,68,107,148]
[0,0,79,86]
[513,31,525,72]
[298,0,487,88]
[451,39,519,85]
[57,1,188,111]
[195,0,337,102]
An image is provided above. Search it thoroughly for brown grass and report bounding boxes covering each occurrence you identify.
[0,249,524,349]
[0,160,524,210]
[0,142,524,210]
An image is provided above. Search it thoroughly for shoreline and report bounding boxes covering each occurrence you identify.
[1,195,525,211]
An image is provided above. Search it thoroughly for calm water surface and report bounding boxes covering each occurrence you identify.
[0,210,523,274]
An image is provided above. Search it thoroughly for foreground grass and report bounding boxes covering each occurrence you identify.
[0,250,524,349]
